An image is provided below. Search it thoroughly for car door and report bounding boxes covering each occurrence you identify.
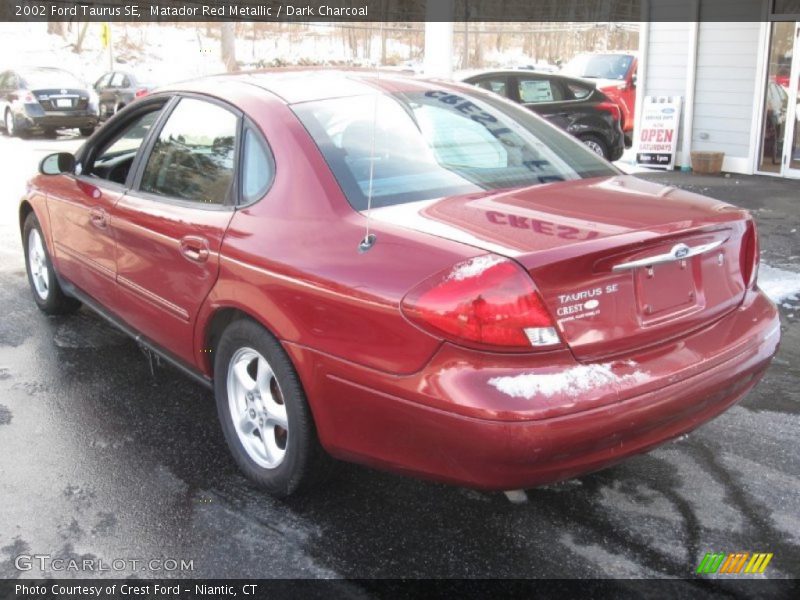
[45,100,167,308]
[94,73,113,117]
[111,72,127,110]
[0,72,9,120]
[515,74,573,130]
[112,96,238,365]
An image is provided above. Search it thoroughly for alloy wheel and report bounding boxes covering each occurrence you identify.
[27,228,49,300]
[226,347,289,469]
[583,139,605,157]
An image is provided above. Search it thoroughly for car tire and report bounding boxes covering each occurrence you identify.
[214,318,330,496]
[4,109,17,137]
[79,126,95,137]
[22,212,81,315]
[580,134,609,159]
[43,128,58,139]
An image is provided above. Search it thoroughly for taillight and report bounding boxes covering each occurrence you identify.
[740,220,759,289]
[401,255,560,351]
[134,88,149,98]
[596,101,621,122]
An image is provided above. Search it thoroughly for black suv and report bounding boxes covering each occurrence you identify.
[461,70,625,161]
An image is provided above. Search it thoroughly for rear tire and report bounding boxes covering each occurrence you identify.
[79,126,95,137]
[22,212,81,315]
[4,109,17,137]
[580,134,609,160]
[214,318,330,497]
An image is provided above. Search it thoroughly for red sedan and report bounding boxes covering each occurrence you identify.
[20,71,779,496]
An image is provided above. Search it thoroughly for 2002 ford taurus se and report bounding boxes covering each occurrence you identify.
[20,71,779,496]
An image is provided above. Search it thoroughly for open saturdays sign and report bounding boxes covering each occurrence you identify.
[636,96,682,170]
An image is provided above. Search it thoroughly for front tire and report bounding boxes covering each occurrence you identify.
[580,134,609,159]
[79,126,95,137]
[214,318,329,496]
[22,213,81,315]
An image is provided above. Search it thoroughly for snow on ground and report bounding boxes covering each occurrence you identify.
[758,264,800,306]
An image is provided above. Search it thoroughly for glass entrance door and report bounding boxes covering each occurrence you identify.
[784,23,800,177]
[758,21,800,177]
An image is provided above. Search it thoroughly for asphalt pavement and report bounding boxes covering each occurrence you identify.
[0,132,798,588]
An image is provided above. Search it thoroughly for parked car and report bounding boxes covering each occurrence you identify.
[0,67,99,137]
[94,70,158,119]
[21,71,778,497]
[561,52,638,142]
[461,69,625,160]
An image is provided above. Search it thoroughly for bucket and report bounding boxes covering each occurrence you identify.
[691,151,724,175]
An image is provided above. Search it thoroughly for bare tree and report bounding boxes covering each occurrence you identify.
[47,22,66,37]
[221,23,237,72]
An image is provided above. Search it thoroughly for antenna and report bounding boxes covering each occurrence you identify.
[358,24,383,254]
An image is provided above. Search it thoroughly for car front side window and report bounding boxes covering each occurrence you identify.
[87,108,163,185]
[139,98,237,205]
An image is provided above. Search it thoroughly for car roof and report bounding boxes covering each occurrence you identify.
[161,68,466,105]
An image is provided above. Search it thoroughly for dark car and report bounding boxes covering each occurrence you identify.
[461,70,625,161]
[20,71,776,497]
[0,67,99,137]
[94,70,157,119]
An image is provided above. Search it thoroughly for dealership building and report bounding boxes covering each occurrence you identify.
[425,0,799,178]
[635,0,799,178]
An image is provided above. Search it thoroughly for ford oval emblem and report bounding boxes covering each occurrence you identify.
[672,243,690,259]
[662,108,675,114]
[60,89,67,95]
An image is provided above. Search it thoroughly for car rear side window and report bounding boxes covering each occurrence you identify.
[241,127,274,204]
[474,78,509,98]
[140,98,237,205]
[566,82,592,100]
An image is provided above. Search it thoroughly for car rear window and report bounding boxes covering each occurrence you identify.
[292,87,617,211]
[21,69,84,89]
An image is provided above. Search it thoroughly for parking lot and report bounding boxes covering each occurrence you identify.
[0,132,799,586]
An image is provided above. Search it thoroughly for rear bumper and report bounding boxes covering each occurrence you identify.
[18,107,98,131]
[288,289,779,490]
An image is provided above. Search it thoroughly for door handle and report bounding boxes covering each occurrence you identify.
[179,235,210,263]
[89,207,107,229]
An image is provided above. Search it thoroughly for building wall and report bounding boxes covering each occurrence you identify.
[638,0,768,174]
[691,21,762,171]
[642,22,690,152]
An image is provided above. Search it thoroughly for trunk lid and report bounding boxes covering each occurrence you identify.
[372,176,753,360]
[31,88,90,112]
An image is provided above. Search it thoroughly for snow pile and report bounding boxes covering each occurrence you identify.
[488,363,647,400]
[758,265,800,305]
[447,255,505,281]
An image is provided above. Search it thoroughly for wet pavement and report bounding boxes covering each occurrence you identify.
[0,134,798,586]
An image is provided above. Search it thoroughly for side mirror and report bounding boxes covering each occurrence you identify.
[39,152,75,175]
[631,72,638,88]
